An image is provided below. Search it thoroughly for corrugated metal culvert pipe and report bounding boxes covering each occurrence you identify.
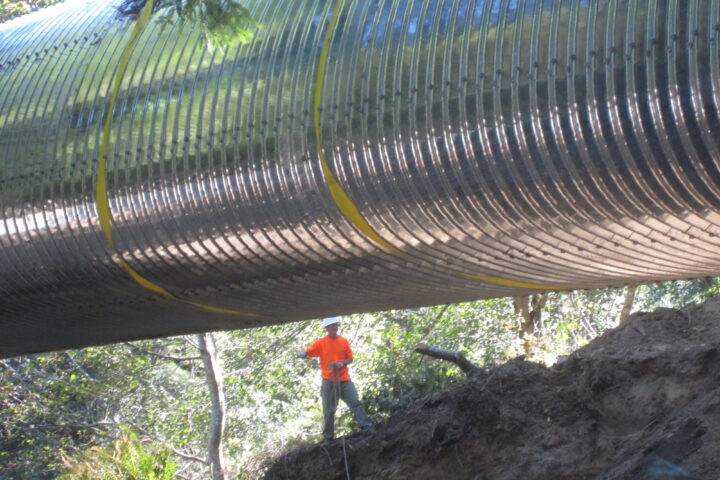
[0,0,719,356]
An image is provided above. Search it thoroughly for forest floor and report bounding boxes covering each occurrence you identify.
[261,296,720,480]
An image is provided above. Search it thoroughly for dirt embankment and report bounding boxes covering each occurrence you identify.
[263,297,720,480]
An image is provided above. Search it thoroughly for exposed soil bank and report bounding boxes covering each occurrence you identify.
[263,297,720,480]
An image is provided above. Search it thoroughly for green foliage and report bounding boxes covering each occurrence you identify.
[635,278,720,310]
[1,0,256,51]
[58,427,177,480]
[144,0,257,51]
[351,300,518,420]
[118,0,259,51]
[0,351,109,478]
[0,342,201,478]
[3,280,718,479]
[0,0,64,23]
[537,288,626,361]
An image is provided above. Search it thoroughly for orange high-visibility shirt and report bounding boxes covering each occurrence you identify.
[305,335,353,381]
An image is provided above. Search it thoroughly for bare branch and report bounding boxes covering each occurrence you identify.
[64,352,95,380]
[13,420,111,432]
[148,352,202,362]
[0,359,18,375]
[184,335,200,349]
[124,342,201,362]
[420,305,450,339]
[163,442,209,465]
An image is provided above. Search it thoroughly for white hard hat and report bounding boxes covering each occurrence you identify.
[322,317,340,327]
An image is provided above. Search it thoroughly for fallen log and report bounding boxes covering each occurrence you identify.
[413,343,483,376]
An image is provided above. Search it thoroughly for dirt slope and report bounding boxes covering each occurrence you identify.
[262,297,720,480]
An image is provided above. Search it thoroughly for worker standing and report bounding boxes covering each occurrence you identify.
[297,317,375,442]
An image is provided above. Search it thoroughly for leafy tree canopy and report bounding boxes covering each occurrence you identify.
[1,0,256,51]
[0,0,64,23]
[117,0,256,50]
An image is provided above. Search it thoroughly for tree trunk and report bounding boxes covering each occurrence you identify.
[513,293,548,356]
[197,333,226,480]
[619,284,638,324]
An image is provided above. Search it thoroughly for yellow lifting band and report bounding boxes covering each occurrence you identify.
[458,272,556,290]
[314,0,556,291]
[96,0,263,317]
[314,0,400,253]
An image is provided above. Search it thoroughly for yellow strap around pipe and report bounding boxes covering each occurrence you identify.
[313,0,556,291]
[96,0,263,317]
[313,0,400,253]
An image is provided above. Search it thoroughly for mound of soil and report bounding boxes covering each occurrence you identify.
[262,297,720,480]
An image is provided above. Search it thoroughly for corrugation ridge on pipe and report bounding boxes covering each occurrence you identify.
[1,0,720,356]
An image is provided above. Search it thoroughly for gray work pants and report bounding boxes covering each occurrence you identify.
[321,378,373,440]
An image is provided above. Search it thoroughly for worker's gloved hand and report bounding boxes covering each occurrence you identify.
[296,350,307,358]
[329,361,344,370]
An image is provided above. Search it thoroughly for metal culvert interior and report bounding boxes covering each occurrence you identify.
[0,0,719,356]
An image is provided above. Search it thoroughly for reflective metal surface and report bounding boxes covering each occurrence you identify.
[1,0,719,356]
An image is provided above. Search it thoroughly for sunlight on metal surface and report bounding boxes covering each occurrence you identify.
[0,0,719,356]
